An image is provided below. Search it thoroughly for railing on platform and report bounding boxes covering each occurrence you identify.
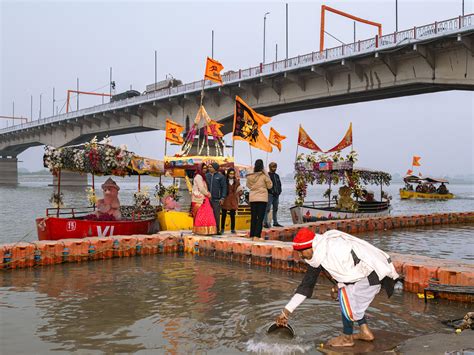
[305,200,391,212]
[1,14,473,135]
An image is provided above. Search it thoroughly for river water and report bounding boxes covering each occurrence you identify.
[1,254,471,354]
[1,174,473,245]
[1,176,473,353]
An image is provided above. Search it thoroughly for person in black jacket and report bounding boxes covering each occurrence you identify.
[206,162,227,234]
[264,162,283,228]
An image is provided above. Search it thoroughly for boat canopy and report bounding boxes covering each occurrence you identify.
[43,140,164,176]
[403,175,449,184]
[164,155,252,177]
[295,160,392,186]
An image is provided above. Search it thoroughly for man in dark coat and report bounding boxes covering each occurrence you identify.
[264,162,283,228]
[206,162,227,234]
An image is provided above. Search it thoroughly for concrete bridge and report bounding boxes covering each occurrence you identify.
[1,14,473,184]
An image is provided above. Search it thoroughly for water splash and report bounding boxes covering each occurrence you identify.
[245,339,313,354]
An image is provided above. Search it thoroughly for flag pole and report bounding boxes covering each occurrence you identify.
[295,124,301,162]
[249,144,253,165]
[265,151,269,166]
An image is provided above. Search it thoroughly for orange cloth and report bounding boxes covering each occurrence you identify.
[297,125,323,152]
[233,96,273,152]
[204,57,224,84]
[412,156,421,166]
[326,122,352,153]
[268,127,286,152]
[165,119,184,144]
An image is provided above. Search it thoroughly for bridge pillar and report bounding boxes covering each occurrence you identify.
[0,157,18,184]
[52,171,88,187]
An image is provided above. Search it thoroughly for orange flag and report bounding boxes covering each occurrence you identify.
[326,123,353,153]
[233,96,273,152]
[297,125,323,152]
[165,119,184,144]
[406,169,414,176]
[205,120,224,137]
[412,156,421,167]
[204,57,224,84]
[268,127,286,152]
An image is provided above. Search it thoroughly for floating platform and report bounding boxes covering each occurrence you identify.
[1,211,473,302]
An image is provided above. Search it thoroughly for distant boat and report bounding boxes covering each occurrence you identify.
[400,175,454,200]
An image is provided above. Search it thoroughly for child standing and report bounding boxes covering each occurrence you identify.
[221,168,242,234]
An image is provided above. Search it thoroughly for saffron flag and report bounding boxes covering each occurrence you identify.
[233,96,273,152]
[412,156,421,167]
[268,127,286,152]
[406,169,414,176]
[205,120,224,137]
[165,119,184,144]
[326,123,353,153]
[204,57,224,84]
[297,125,323,152]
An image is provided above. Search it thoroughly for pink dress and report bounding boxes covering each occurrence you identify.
[193,197,217,235]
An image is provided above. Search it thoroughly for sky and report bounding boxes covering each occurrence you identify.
[1,0,473,177]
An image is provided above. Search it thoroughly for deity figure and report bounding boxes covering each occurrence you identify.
[96,178,122,220]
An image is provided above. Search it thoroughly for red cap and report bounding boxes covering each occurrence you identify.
[292,228,315,250]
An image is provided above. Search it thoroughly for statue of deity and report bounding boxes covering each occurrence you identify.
[96,178,122,220]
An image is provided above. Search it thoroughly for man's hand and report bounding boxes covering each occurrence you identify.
[219,199,224,206]
[275,308,290,327]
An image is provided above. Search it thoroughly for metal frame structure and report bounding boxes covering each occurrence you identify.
[319,5,382,52]
[66,90,112,113]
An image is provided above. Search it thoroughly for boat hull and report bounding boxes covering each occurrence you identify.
[399,189,454,199]
[157,206,251,231]
[290,205,390,224]
[36,217,155,241]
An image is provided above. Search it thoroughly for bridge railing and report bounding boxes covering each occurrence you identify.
[1,13,473,135]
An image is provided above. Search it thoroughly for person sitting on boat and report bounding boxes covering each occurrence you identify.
[275,228,399,348]
[437,183,448,194]
[96,178,122,220]
[192,164,217,235]
[361,189,375,202]
[405,183,413,191]
[428,183,436,193]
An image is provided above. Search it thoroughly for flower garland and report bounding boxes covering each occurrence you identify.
[294,150,391,205]
[43,136,134,175]
[154,183,180,202]
[85,187,97,206]
[49,192,64,208]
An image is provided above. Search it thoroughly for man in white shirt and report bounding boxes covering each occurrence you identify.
[275,228,399,347]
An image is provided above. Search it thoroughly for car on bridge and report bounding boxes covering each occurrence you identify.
[110,89,141,102]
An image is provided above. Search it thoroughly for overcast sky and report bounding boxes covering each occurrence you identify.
[1,0,473,176]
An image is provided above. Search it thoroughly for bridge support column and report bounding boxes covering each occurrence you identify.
[53,171,88,187]
[0,157,18,184]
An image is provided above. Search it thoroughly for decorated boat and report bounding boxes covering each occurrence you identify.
[36,138,162,240]
[290,151,392,224]
[400,175,454,200]
[156,105,252,231]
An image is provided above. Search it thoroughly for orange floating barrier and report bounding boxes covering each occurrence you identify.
[134,235,160,255]
[232,241,252,263]
[403,256,440,293]
[112,236,138,257]
[198,237,216,256]
[271,245,294,270]
[251,243,273,266]
[2,243,35,269]
[436,263,474,301]
[61,239,89,263]
[215,239,232,259]
[32,240,64,265]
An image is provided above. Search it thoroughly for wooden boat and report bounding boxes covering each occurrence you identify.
[37,140,163,240]
[400,175,454,200]
[291,158,392,224]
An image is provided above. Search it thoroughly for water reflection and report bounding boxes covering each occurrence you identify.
[1,255,471,353]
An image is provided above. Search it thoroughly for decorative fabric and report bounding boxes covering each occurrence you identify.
[193,198,217,235]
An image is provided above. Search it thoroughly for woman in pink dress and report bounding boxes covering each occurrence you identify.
[192,164,217,235]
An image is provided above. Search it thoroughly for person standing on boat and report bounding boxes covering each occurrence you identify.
[206,162,227,235]
[221,168,243,234]
[192,164,217,235]
[246,159,273,239]
[275,228,399,348]
[263,162,283,228]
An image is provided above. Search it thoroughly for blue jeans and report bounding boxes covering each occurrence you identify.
[264,194,279,226]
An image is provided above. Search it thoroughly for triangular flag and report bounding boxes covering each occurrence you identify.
[204,57,224,84]
[412,156,421,167]
[165,119,184,144]
[326,123,352,153]
[297,125,323,152]
[406,169,414,176]
[232,96,272,152]
[268,127,286,152]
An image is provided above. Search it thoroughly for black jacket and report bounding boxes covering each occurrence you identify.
[206,172,227,200]
[268,172,282,196]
